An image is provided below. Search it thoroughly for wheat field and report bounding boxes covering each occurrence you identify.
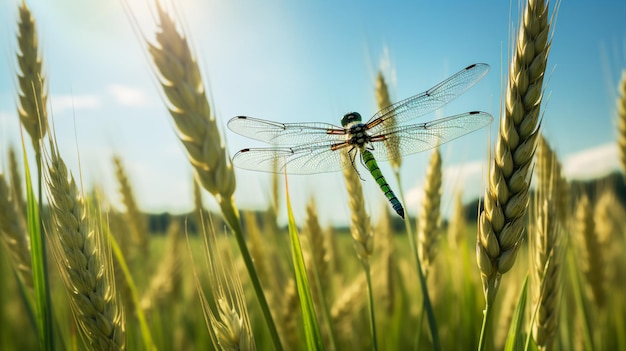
[1,0,625,350]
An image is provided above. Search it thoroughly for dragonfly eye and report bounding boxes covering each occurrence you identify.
[341,112,362,127]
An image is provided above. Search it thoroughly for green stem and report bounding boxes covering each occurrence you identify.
[36,153,54,351]
[394,171,440,351]
[364,266,378,351]
[477,300,493,351]
[220,200,284,351]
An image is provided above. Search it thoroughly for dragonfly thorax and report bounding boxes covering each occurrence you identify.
[347,123,371,147]
[341,112,362,127]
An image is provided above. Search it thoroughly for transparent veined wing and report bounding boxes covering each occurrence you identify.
[227,116,347,146]
[366,63,490,134]
[231,140,353,174]
[367,111,493,162]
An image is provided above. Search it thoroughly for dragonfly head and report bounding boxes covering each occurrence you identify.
[341,112,362,127]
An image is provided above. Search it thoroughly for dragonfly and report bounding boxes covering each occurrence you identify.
[228,63,493,219]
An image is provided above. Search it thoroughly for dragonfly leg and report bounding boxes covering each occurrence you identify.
[347,147,365,181]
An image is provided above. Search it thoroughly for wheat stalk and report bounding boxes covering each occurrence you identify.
[16,2,48,159]
[0,173,32,290]
[477,0,552,304]
[417,148,442,274]
[618,70,626,177]
[112,155,149,258]
[44,141,125,350]
[531,141,563,351]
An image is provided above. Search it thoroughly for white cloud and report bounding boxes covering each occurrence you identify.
[50,94,101,113]
[107,84,149,107]
[563,143,620,179]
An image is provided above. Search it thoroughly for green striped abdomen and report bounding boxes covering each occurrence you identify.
[362,149,404,219]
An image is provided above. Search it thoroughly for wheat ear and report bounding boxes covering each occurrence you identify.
[417,148,442,274]
[148,3,235,204]
[8,147,25,215]
[536,135,569,223]
[192,178,212,236]
[304,197,330,294]
[594,191,623,284]
[575,194,605,309]
[44,142,125,350]
[16,2,48,159]
[0,173,32,290]
[112,155,149,258]
[375,205,396,316]
[331,272,367,332]
[195,219,255,351]
[341,153,374,267]
[242,211,269,285]
[141,219,182,312]
[448,191,467,249]
[278,278,301,350]
[376,71,402,170]
[531,137,563,351]
[477,0,552,303]
[618,70,626,177]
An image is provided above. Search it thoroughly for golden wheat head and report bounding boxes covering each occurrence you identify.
[16,2,48,158]
[44,141,125,350]
[477,0,552,303]
[0,174,32,290]
[148,3,235,204]
[341,152,374,267]
[417,148,442,273]
[531,140,563,351]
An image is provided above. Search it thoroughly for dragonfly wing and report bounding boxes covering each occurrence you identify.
[369,111,493,162]
[367,63,490,134]
[228,116,346,145]
[231,141,351,174]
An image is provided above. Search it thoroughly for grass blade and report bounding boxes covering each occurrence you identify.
[285,175,324,350]
[107,228,155,351]
[504,275,529,351]
[22,140,53,351]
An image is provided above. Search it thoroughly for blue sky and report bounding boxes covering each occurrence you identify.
[0,0,625,225]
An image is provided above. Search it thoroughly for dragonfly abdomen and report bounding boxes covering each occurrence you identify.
[362,149,405,219]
